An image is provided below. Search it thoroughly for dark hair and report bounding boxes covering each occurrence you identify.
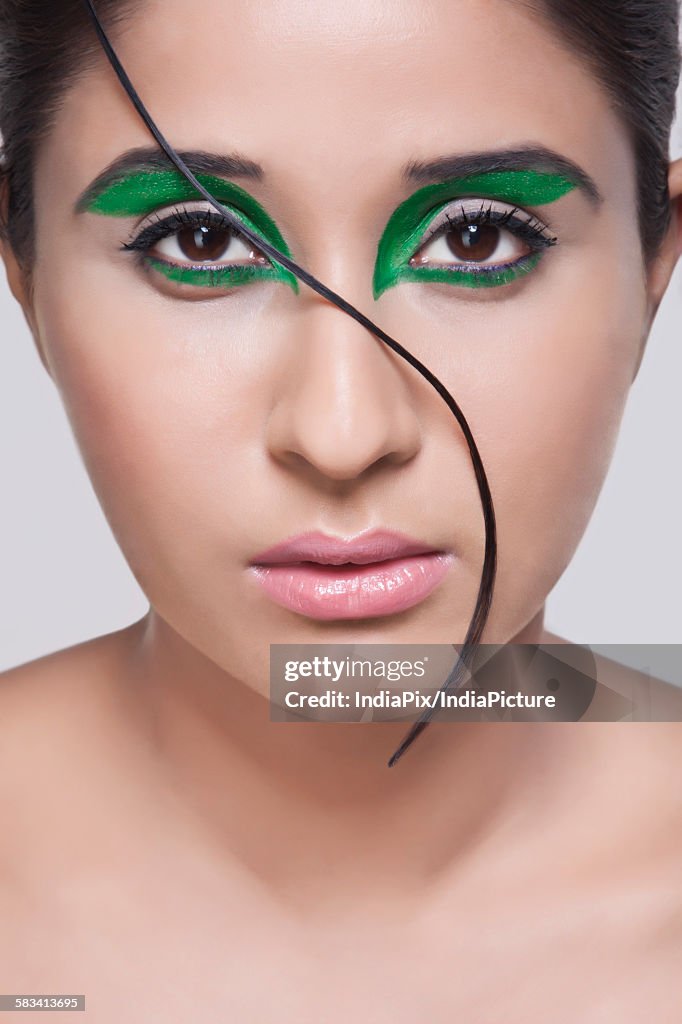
[1,0,679,765]
[0,0,134,266]
[527,0,681,264]
[0,0,680,268]
[1,0,679,270]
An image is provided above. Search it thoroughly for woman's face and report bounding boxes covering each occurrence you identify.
[17,0,665,691]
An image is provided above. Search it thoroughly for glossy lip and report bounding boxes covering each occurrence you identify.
[250,528,445,566]
[249,529,455,621]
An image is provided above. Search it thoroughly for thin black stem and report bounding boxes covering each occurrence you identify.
[83,0,498,766]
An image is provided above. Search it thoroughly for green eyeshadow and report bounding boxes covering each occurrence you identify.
[373,169,576,298]
[83,169,298,293]
[146,258,277,289]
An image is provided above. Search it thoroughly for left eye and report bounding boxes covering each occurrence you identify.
[414,221,526,266]
[410,200,555,269]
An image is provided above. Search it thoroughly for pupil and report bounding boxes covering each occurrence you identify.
[178,224,232,262]
[446,224,498,262]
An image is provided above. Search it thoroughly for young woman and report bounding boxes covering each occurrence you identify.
[1,1,681,1019]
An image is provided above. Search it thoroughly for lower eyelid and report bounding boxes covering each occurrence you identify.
[145,255,275,281]
[404,250,544,288]
[131,242,300,295]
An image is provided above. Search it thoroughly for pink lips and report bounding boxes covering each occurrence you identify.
[249,529,454,621]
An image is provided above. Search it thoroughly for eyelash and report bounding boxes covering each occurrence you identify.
[122,206,274,288]
[121,198,558,294]
[409,200,557,288]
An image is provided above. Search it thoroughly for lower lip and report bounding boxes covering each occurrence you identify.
[249,553,455,621]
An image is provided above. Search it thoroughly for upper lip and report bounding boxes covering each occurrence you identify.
[250,528,445,566]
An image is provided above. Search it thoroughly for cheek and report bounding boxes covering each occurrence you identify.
[32,263,270,601]
[378,227,648,640]
[32,207,648,654]
[476,256,647,632]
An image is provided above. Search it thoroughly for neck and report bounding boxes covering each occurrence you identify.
[120,606,563,904]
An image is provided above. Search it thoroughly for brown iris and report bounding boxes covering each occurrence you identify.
[177,224,233,262]
[445,223,500,262]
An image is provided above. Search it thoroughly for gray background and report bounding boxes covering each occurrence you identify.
[1,102,681,674]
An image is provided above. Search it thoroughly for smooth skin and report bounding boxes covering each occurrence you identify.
[1,0,682,1020]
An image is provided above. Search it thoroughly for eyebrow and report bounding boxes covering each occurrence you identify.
[77,142,603,215]
[403,145,603,206]
[76,146,264,212]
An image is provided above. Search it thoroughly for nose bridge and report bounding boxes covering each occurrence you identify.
[266,299,422,482]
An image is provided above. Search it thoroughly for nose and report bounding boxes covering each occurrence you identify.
[265,301,423,485]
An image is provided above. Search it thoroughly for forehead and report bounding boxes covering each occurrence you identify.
[42,0,635,217]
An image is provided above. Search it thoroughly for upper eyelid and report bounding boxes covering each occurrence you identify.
[129,201,251,237]
[376,172,574,248]
[129,198,553,256]
[122,204,274,263]
[416,197,553,240]
[83,168,296,256]
[125,189,553,243]
[125,200,555,279]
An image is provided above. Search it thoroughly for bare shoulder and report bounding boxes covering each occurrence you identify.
[542,628,682,722]
[0,620,146,791]
[0,619,144,707]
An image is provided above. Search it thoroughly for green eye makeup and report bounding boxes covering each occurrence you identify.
[83,165,576,299]
[372,170,577,298]
[81,169,299,293]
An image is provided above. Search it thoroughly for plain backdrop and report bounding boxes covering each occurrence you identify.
[1,89,681,675]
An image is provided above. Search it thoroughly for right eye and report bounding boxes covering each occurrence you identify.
[122,202,274,286]
[154,216,267,267]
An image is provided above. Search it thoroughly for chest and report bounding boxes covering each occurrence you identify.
[3,877,680,1024]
